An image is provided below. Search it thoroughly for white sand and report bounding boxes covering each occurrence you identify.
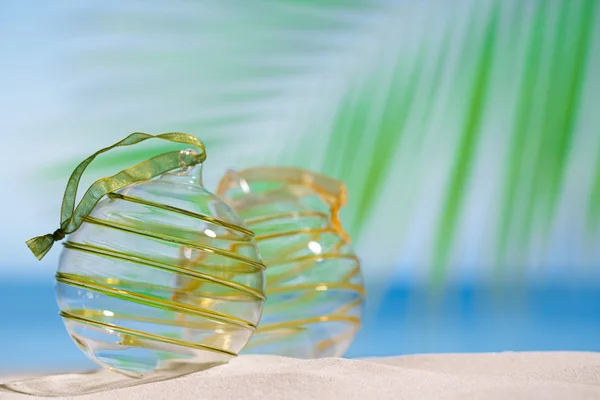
[1,352,599,399]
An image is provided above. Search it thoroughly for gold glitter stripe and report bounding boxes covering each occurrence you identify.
[64,309,243,331]
[62,241,265,300]
[82,215,265,271]
[255,227,337,242]
[56,273,257,330]
[60,310,236,356]
[245,211,330,226]
[268,253,359,267]
[266,282,365,296]
[107,192,254,238]
[257,315,361,333]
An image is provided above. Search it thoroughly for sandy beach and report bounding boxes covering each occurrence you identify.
[1,352,599,399]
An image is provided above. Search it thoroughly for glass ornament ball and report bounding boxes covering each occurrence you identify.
[217,167,364,358]
[55,159,266,377]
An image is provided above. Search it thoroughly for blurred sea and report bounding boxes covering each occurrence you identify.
[1,278,599,373]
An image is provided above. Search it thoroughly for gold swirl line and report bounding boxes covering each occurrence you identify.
[340,264,362,283]
[247,303,362,350]
[263,284,364,315]
[266,257,358,287]
[267,254,360,285]
[335,296,364,315]
[82,215,266,271]
[246,216,337,263]
[266,282,365,296]
[59,273,259,305]
[64,309,243,331]
[59,272,238,299]
[217,167,345,204]
[56,273,257,330]
[315,327,360,353]
[251,228,343,265]
[62,241,265,301]
[60,310,237,357]
[244,211,330,226]
[254,227,337,242]
[256,315,361,333]
[107,192,254,238]
[268,253,359,267]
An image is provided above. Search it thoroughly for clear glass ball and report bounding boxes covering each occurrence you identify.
[217,167,364,358]
[56,163,265,377]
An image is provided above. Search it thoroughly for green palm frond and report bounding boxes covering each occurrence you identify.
[41,0,600,284]
[50,1,386,175]
[521,0,596,242]
[590,150,600,234]
[497,0,549,268]
[433,3,500,283]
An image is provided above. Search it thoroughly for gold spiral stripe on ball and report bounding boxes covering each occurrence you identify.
[56,273,257,330]
[242,206,349,245]
[266,282,365,296]
[315,327,360,353]
[249,295,363,346]
[244,211,331,226]
[82,216,266,271]
[258,233,343,266]
[62,241,266,301]
[245,213,364,350]
[60,310,237,357]
[263,284,364,315]
[265,253,359,287]
[64,309,243,331]
[254,227,338,242]
[341,264,362,281]
[335,296,365,315]
[256,315,361,333]
[107,193,254,238]
[268,253,359,267]
[58,272,258,304]
[248,297,363,351]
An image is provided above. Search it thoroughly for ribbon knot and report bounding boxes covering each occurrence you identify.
[52,229,66,241]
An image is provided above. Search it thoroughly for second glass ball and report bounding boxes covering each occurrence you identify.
[217,167,364,358]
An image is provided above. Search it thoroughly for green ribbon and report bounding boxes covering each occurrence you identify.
[26,132,206,261]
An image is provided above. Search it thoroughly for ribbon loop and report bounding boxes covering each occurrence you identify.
[26,132,206,260]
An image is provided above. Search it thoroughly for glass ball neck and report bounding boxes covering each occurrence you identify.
[161,163,204,186]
